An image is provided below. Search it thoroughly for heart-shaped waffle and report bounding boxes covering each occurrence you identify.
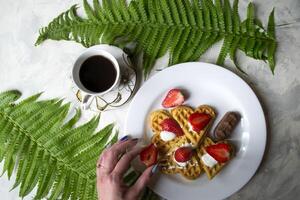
[159,136,235,180]
[171,105,216,145]
[150,105,216,150]
[149,105,216,180]
[149,110,187,154]
[196,137,235,180]
[160,144,203,180]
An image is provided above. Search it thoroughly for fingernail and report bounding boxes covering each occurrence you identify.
[151,164,159,175]
[120,135,129,142]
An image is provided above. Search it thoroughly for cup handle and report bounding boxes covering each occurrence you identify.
[81,93,93,110]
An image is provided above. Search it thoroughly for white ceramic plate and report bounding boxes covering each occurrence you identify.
[125,62,266,200]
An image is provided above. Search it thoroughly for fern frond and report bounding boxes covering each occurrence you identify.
[232,0,240,34]
[229,36,246,73]
[0,90,21,108]
[246,3,255,36]
[36,0,277,76]
[217,35,234,65]
[0,90,157,199]
[83,0,98,22]
[206,0,219,31]
[215,0,225,32]
[267,8,276,73]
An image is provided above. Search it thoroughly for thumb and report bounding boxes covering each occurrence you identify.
[126,164,158,199]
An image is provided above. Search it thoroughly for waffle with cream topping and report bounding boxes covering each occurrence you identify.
[157,138,204,180]
[149,104,236,180]
[197,137,235,180]
[171,105,216,145]
[150,110,186,154]
[149,105,216,180]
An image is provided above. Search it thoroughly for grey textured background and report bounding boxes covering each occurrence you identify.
[0,0,299,199]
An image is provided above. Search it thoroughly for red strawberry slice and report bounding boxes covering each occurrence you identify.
[162,89,185,108]
[161,118,184,137]
[140,144,158,167]
[174,147,194,162]
[188,112,211,132]
[205,143,231,163]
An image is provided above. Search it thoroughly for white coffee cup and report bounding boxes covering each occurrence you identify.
[72,48,121,110]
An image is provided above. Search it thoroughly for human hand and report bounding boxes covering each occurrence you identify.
[96,136,158,200]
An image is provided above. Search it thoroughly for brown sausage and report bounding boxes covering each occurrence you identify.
[213,112,241,141]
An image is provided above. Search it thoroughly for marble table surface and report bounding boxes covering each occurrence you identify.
[0,0,299,199]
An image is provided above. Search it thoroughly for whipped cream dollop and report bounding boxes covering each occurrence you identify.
[160,131,176,141]
[180,143,193,148]
[201,153,218,168]
[188,122,196,132]
[174,159,188,167]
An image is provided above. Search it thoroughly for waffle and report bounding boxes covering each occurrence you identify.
[160,147,203,180]
[171,105,216,145]
[177,154,202,180]
[151,133,186,154]
[196,137,234,180]
[149,105,219,180]
[160,155,180,175]
[149,110,171,133]
[150,110,186,154]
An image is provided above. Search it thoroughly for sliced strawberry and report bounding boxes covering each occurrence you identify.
[140,144,158,167]
[188,112,211,132]
[161,118,184,137]
[205,143,231,163]
[174,147,194,162]
[162,89,185,108]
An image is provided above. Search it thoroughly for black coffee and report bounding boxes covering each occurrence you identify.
[79,56,117,93]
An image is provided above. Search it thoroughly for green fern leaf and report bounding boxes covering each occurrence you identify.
[110,0,125,22]
[0,90,156,200]
[183,0,196,26]
[83,0,98,22]
[0,90,21,107]
[267,8,276,73]
[176,0,189,26]
[92,0,107,23]
[217,35,234,65]
[180,31,204,62]
[190,33,221,60]
[192,0,204,28]
[36,0,277,76]
[229,36,246,73]
[246,3,255,36]
[168,0,181,24]
[10,138,31,191]
[160,0,173,24]
[206,0,219,31]
[118,0,131,21]
[154,0,165,24]
[224,0,233,33]
[215,0,225,32]
[171,29,191,65]
[202,0,212,31]
[232,0,240,34]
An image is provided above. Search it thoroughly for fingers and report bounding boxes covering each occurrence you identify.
[113,146,142,176]
[97,138,138,175]
[126,165,158,199]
